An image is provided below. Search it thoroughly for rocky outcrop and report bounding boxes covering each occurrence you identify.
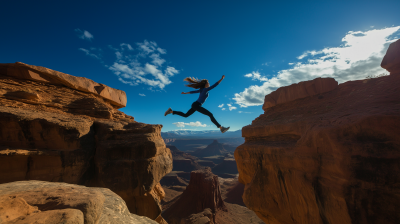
[0,180,158,224]
[192,140,228,158]
[162,168,227,224]
[235,49,400,223]
[0,63,172,223]
[160,172,189,187]
[381,39,400,75]
[0,62,127,108]
[262,77,338,110]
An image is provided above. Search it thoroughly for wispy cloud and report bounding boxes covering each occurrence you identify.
[221,108,226,111]
[79,48,101,60]
[108,40,178,89]
[75,29,94,41]
[234,26,400,107]
[173,121,207,128]
[227,104,237,111]
[218,104,224,108]
[139,93,146,96]
[238,111,253,114]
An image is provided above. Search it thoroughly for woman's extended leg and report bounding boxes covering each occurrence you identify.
[194,105,221,128]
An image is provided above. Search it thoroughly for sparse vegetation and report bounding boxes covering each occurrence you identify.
[365,73,388,79]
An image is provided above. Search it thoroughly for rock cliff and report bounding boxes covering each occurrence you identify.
[235,41,400,224]
[0,180,158,224]
[162,168,227,224]
[0,62,172,223]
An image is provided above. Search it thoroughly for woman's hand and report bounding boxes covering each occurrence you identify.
[218,75,225,83]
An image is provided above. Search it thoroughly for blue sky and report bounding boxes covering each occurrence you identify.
[1,0,400,131]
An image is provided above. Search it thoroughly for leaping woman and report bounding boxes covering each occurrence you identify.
[164,75,230,133]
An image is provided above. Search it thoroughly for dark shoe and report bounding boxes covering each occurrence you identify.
[220,126,230,133]
[164,108,173,116]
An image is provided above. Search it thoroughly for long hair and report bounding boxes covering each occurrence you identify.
[184,77,208,89]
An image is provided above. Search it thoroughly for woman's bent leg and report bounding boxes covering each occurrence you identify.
[173,107,196,117]
[195,105,221,128]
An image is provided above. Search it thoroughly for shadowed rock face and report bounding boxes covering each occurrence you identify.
[235,46,400,224]
[0,63,172,223]
[381,39,400,75]
[0,181,158,224]
[162,168,227,224]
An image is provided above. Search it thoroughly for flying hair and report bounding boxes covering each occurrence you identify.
[183,77,208,89]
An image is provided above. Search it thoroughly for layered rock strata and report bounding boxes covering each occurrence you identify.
[192,140,228,158]
[162,168,227,224]
[235,48,400,223]
[0,180,158,224]
[0,62,172,223]
[262,77,338,110]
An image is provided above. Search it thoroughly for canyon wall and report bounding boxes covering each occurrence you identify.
[235,39,400,224]
[0,62,172,223]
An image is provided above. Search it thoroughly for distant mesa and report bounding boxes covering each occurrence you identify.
[192,140,229,158]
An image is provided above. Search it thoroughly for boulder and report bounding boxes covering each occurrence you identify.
[162,168,227,224]
[0,62,127,108]
[262,77,338,110]
[0,181,158,224]
[236,73,400,222]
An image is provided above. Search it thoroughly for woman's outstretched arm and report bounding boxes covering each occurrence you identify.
[207,75,225,91]
[182,90,200,94]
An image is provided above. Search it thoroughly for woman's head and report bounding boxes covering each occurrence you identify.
[184,77,209,89]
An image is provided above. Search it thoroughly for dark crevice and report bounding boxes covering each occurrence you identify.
[277,169,290,202]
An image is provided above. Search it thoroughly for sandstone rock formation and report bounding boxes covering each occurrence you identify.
[235,48,400,223]
[160,172,189,187]
[162,168,227,224]
[192,140,228,158]
[262,77,338,110]
[0,62,127,108]
[381,39,400,75]
[0,180,158,224]
[0,62,172,223]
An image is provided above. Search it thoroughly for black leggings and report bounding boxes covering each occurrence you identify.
[173,101,221,128]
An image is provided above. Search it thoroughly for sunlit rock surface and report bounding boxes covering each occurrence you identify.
[0,62,172,223]
[235,45,400,223]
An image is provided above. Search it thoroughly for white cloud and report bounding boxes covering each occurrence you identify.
[238,111,253,114]
[173,121,207,128]
[106,40,179,89]
[79,48,101,60]
[221,108,226,111]
[218,104,224,108]
[120,43,133,50]
[139,93,146,96]
[234,26,400,107]
[243,71,269,82]
[75,29,93,41]
[227,104,237,111]
[262,62,270,66]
